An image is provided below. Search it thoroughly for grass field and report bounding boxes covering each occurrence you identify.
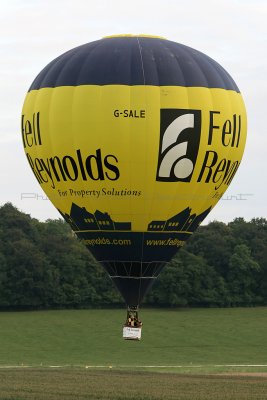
[0,307,267,399]
[1,369,267,400]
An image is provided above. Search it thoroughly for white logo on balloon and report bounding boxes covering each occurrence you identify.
[158,114,194,179]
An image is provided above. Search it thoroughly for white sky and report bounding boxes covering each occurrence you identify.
[0,0,266,222]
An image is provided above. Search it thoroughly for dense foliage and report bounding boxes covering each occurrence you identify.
[0,203,266,309]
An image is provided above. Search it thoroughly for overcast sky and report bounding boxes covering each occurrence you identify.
[0,0,266,223]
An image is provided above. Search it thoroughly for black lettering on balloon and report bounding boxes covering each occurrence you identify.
[50,156,67,182]
[197,151,218,182]
[62,156,79,180]
[26,153,42,183]
[85,149,105,180]
[104,155,120,180]
[25,148,120,188]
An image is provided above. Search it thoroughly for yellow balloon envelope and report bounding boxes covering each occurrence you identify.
[21,35,246,311]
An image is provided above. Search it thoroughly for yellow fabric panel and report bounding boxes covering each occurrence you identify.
[22,85,246,232]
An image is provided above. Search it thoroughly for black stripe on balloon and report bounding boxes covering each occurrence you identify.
[29,37,240,92]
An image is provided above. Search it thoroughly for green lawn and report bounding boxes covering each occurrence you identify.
[0,307,267,369]
[1,369,267,400]
[1,308,267,399]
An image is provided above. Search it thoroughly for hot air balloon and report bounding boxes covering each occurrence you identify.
[21,35,246,340]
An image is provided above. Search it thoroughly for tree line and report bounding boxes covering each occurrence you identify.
[0,202,266,309]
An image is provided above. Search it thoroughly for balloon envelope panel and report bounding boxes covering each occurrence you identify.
[22,36,246,307]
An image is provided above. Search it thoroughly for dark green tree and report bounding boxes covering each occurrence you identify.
[146,249,227,307]
[227,244,261,305]
[0,202,266,309]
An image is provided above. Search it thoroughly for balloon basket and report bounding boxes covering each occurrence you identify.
[123,326,142,340]
[123,307,142,341]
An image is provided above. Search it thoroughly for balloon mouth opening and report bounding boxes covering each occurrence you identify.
[102,34,167,40]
